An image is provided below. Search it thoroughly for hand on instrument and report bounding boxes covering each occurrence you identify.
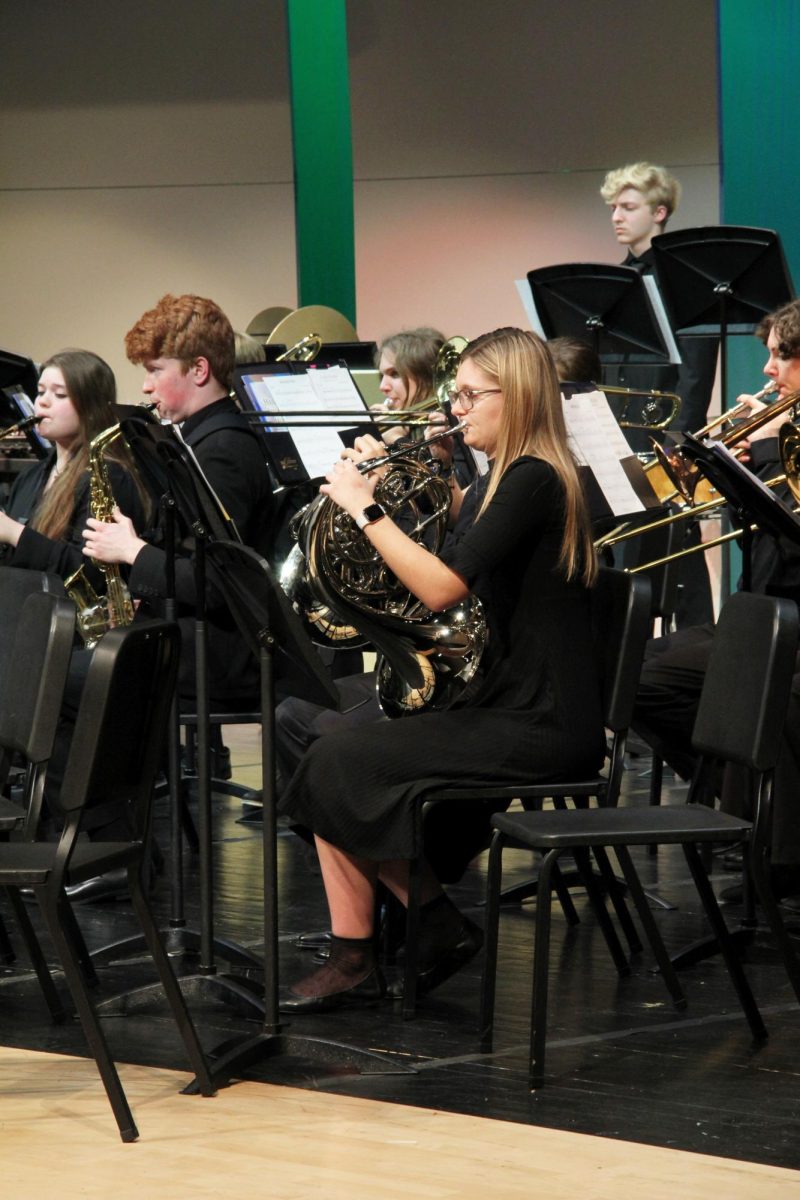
[731,394,791,446]
[340,433,387,465]
[82,508,146,566]
[370,401,409,446]
[339,432,391,479]
[424,413,455,469]
[320,457,378,517]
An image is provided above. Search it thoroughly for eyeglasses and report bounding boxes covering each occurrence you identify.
[445,387,502,411]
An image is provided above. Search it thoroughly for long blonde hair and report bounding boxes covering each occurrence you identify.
[462,328,597,586]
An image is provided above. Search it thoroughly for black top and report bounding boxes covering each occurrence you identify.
[1,450,147,592]
[279,456,606,878]
[128,397,275,702]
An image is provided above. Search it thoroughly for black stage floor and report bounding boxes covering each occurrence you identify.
[2,757,800,1169]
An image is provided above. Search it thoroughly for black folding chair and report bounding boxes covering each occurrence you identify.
[0,568,66,837]
[0,591,75,1010]
[0,619,215,1141]
[480,591,800,1088]
[399,568,653,1017]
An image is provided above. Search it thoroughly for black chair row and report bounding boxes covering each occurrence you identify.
[478,589,800,1087]
[0,576,214,1141]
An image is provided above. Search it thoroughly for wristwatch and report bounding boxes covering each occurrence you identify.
[354,502,387,531]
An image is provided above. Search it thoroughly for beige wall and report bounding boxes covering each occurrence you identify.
[0,0,718,395]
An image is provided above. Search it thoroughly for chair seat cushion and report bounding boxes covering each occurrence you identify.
[492,803,752,849]
[0,840,140,885]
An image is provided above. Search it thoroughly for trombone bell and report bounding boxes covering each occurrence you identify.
[597,384,682,432]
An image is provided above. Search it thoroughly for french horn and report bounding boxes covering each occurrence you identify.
[280,425,486,718]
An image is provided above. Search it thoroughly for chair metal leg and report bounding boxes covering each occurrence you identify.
[6,887,66,1022]
[529,849,559,1089]
[402,855,422,1019]
[592,845,643,955]
[59,897,100,989]
[572,848,630,978]
[36,887,139,1142]
[613,846,686,1009]
[479,831,504,1052]
[682,843,767,1041]
[749,844,800,1005]
[127,869,215,1097]
[550,861,580,926]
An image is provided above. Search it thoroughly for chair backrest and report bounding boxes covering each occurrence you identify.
[0,566,65,686]
[591,567,653,733]
[57,619,180,842]
[692,592,798,773]
[0,592,75,763]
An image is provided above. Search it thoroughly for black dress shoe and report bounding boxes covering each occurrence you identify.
[294,930,332,951]
[387,919,484,999]
[65,869,130,904]
[279,967,386,1013]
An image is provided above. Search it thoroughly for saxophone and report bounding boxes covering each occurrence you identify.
[65,424,135,648]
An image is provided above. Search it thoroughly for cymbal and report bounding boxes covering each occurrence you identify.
[245,306,292,337]
[267,305,358,346]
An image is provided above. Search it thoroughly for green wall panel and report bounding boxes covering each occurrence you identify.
[286,0,356,324]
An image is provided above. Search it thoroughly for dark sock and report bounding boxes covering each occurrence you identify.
[287,934,376,1000]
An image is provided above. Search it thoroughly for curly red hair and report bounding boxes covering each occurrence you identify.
[124,293,235,387]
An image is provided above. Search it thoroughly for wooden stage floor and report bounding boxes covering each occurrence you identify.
[1,727,800,1182]
[2,1046,798,1199]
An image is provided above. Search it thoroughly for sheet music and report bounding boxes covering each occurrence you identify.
[642,275,682,365]
[244,369,369,479]
[562,390,648,516]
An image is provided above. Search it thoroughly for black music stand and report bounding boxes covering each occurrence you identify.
[185,539,411,1084]
[679,434,800,592]
[650,226,794,409]
[0,348,38,401]
[526,263,679,369]
[95,421,273,1015]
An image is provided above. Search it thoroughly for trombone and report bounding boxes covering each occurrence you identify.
[624,421,800,575]
[652,383,797,507]
[594,384,800,551]
[596,383,681,431]
[244,403,446,430]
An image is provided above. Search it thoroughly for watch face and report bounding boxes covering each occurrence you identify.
[363,503,384,523]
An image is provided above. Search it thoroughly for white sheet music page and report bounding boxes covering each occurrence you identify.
[306,364,368,414]
[250,370,350,479]
[562,390,646,516]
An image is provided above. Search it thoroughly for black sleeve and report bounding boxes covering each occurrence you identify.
[11,462,146,588]
[440,459,561,586]
[128,430,275,608]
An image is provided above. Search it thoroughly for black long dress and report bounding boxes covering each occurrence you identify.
[279,455,606,881]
